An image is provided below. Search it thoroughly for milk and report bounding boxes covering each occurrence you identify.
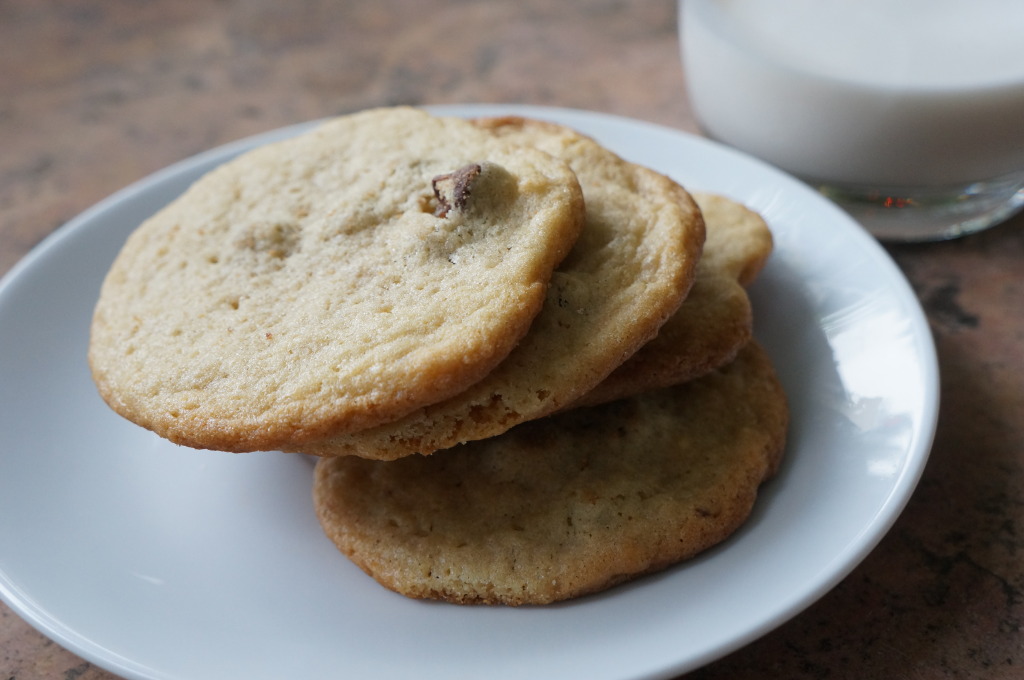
[681,0,1024,197]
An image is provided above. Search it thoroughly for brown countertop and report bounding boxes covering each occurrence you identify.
[2,2,1022,678]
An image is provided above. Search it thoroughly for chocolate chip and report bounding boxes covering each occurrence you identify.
[432,163,483,218]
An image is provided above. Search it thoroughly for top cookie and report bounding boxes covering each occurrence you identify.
[88,107,585,452]
[572,192,773,407]
[296,116,704,459]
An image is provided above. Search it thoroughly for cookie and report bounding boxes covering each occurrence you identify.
[313,342,788,606]
[88,107,585,452]
[572,192,773,407]
[295,116,704,459]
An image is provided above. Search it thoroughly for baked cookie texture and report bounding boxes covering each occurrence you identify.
[296,116,704,459]
[86,104,789,607]
[88,107,586,452]
[313,342,788,606]
[573,191,773,407]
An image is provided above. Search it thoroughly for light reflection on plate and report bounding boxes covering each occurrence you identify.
[0,105,938,680]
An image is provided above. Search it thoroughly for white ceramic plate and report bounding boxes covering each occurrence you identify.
[0,105,938,680]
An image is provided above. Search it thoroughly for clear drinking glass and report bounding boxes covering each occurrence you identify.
[680,0,1024,241]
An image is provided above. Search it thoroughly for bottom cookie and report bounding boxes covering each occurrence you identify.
[313,342,788,606]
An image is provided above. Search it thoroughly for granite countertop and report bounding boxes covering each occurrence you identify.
[2,2,1022,678]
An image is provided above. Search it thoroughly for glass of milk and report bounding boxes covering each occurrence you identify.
[680,0,1024,241]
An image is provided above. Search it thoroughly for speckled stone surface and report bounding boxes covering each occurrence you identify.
[2,1,1022,679]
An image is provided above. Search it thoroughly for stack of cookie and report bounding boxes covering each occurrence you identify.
[88,107,787,606]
